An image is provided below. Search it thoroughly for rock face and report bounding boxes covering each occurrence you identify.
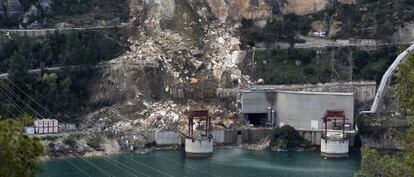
[361,134,405,150]
[0,0,24,21]
[0,0,54,27]
[391,23,414,42]
[281,0,329,15]
[203,0,340,22]
[206,0,272,21]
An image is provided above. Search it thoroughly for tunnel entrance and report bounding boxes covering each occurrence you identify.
[246,113,268,127]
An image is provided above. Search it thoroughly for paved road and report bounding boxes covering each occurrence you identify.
[0,25,122,37]
[256,36,414,49]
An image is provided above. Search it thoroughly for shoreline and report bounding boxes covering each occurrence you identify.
[39,144,354,162]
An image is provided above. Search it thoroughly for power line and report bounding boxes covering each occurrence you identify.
[65,159,93,177]
[0,82,102,177]
[4,74,159,177]
[7,73,73,119]
[92,29,128,49]
[4,78,57,118]
[0,90,24,117]
[153,154,220,177]
[102,157,146,177]
[0,80,45,119]
[123,155,175,177]
[75,155,114,177]
[0,80,117,177]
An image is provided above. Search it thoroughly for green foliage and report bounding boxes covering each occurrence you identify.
[0,119,44,177]
[63,137,77,148]
[355,146,411,177]
[330,0,414,39]
[254,49,329,84]
[240,14,310,48]
[87,134,103,150]
[0,30,123,120]
[7,52,31,81]
[41,136,58,141]
[274,125,308,150]
[396,54,414,113]
[18,113,34,126]
[0,31,125,71]
[356,120,414,176]
[254,46,397,85]
[52,0,94,15]
[356,115,388,139]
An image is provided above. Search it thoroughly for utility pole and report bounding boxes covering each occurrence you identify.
[330,50,335,81]
[348,50,353,81]
[252,47,256,79]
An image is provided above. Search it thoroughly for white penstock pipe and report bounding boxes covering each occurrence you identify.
[361,43,414,115]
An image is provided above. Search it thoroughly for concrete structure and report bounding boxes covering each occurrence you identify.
[155,131,182,146]
[0,26,119,37]
[241,89,356,147]
[59,123,77,131]
[185,138,213,157]
[217,81,376,103]
[321,132,349,158]
[25,127,35,135]
[185,110,214,157]
[320,110,350,158]
[241,89,354,130]
[34,119,58,134]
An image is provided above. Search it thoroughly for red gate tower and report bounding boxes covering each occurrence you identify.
[185,109,213,158]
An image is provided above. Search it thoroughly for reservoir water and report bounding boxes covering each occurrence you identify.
[39,148,361,177]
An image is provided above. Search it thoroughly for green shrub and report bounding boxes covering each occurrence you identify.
[87,135,103,150]
[274,125,308,150]
[41,136,58,141]
[63,137,77,148]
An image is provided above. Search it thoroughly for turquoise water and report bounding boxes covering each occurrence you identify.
[39,148,361,177]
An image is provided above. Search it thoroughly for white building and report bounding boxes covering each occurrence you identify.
[34,119,59,134]
[25,127,35,135]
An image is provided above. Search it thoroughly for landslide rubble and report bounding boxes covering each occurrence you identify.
[82,0,250,135]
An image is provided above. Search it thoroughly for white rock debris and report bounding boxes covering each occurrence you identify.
[83,0,249,133]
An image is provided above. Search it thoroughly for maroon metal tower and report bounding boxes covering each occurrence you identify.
[321,109,349,137]
[187,109,212,139]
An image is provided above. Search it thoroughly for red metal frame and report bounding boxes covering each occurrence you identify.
[321,110,349,137]
[187,109,211,138]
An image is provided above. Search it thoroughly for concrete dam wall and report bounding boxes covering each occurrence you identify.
[217,81,376,104]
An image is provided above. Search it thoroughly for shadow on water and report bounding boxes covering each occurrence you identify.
[39,148,361,177]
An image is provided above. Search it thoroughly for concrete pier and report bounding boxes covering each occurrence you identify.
[321,132,349,158]
[185,138,213,157]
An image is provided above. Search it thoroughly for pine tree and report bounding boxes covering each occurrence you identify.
[0,119,44,177]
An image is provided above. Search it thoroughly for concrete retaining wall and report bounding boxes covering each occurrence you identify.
[251,81,376,103]
[149,129,352,147]
[185,138,213,155]
[217,81,376,104]
[155,131,182,146]
[212,129,239,145]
